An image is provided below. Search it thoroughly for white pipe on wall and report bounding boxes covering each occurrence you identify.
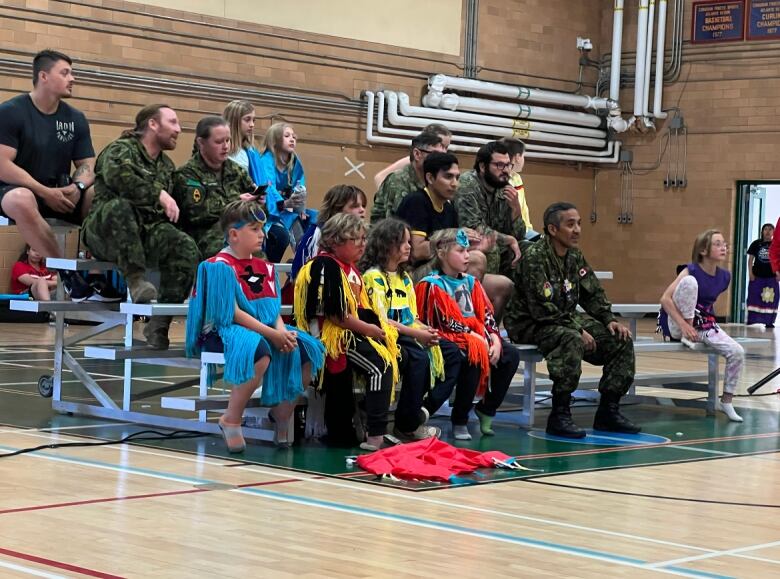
[381,94,619,157]
[653,0,669,118]
[385,92,606,148]
[428,74,617,112]
[610,0,625,102]
[426,91,605,129]
[633,0,650,118]
[364,91,622,163]
[395,92,608,139]
[642,0,655,117]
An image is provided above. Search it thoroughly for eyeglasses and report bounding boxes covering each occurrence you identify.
[711,241,729,248]
[348,235,367,245]
[490,161,515,171]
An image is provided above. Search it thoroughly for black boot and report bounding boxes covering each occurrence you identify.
[143,315,172,350]
[593,391,641,434]
[546,393,586,439]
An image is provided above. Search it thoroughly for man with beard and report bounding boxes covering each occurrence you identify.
[82,104,199,349]
[503,202,638,439]
[453,141,524,280]
[0,50,109,301]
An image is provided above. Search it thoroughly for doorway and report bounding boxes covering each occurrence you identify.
[732,181,780,322]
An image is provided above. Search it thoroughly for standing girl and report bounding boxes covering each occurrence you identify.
[660,229,745,422]
[360,218,443,441]
[415,229,520,440]
[746,222,778,328]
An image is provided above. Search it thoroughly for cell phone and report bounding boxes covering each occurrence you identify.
[253,184,268,197]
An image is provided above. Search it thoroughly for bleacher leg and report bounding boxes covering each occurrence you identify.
[521,361,536,428]
[706,353,719,416]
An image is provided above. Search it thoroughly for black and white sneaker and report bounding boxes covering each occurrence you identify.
[87,277,125,302]
[61,271,94,303]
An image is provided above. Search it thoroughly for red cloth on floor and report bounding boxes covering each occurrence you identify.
[356,438,512,482]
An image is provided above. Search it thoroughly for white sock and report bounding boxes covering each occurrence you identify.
[453,425,472,440]
[717,400,743,423]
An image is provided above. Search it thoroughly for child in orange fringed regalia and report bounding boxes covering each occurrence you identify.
[415,229,520,440]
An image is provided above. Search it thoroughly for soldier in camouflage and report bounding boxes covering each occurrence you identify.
[172,116,257,259]
[453,141,525,279]
[370,131,445,223]
[82,104,199,350]
[503,202,640,438]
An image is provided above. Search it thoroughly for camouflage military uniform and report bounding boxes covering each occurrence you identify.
[504,236,635,396]
[172,154,255,259]
[82,137,198,303]
[370,163,424,224]
[453,170,527,277]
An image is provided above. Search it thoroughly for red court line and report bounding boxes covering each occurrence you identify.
[515,431,780,461]
[0,478,305,516]
[0,546,124,578]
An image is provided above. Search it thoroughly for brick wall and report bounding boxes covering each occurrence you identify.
[0,0,603,293]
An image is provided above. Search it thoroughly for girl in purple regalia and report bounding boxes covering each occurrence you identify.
[660,229,745,422]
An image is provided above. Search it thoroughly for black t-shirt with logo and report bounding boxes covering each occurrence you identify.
[0,94,94,187]
[395,188,459,264]
[747,239,773,278]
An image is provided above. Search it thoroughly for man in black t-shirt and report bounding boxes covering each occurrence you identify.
[0,50,96,299]
[395,152,493,276]
[396,152,460,276]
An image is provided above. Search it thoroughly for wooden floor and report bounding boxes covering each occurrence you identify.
[0,319,778,578]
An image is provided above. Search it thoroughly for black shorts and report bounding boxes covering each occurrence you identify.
[0,184,86,225]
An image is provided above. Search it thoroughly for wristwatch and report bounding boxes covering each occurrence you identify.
[74,181,86,194]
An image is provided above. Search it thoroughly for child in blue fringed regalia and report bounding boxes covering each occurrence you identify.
[186,199,325,452]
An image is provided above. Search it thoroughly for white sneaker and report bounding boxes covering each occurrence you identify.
[716,400,743,423]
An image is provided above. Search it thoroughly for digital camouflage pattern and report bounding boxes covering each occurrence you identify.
[83,137,198,303]
[453,169,526,276]
[172,154,255,259]
[370,163,424,224]
[504,236,634,396]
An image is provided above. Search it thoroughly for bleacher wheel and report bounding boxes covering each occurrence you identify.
[38,375,54,398]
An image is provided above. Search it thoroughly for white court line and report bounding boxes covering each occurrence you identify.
[40,423,134,432]
[650,540,780,568]
[0,559,66,579]
[673,446,736,456]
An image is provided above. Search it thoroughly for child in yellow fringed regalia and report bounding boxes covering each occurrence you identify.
[359,217,445,442]
[415,229,521,441]
[294,213,399,450]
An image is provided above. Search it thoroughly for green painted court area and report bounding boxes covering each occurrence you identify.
[2,345,779,492]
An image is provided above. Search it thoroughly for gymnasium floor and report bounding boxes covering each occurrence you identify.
[0,319,778,578]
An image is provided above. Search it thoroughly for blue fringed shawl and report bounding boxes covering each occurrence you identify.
[186,259,325,406]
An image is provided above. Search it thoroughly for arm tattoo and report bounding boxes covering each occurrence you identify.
[73,163,92,180]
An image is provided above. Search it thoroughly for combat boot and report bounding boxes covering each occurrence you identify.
[593,391,641,434]
[143,315,172,350]
[546,393,586,439]
[126,272,157,304]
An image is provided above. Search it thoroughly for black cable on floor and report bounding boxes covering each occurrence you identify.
[523,479,780,508]
[0,429,208,459]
